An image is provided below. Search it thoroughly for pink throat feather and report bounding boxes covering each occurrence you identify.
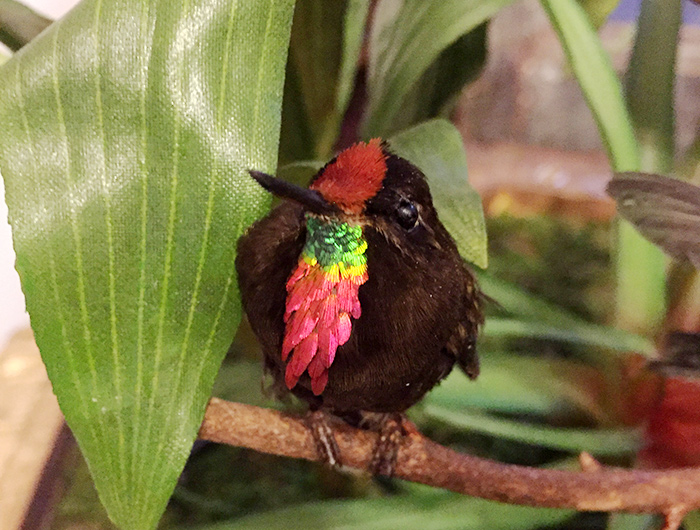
[280,140,385,395]
[281,218,369,395]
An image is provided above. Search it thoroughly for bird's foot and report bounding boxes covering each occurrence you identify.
[305,409,342,468]
[365,412,415,477]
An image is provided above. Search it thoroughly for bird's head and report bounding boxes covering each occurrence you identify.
[250,138,443,256]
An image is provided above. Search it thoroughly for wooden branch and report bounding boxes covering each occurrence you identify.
[199,397,700,519]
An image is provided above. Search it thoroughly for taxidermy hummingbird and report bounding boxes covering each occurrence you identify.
[236,139,483,474]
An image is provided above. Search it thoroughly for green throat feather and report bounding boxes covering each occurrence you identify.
[302,216,367,273]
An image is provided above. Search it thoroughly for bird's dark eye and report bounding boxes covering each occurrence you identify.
[395,200,418,230]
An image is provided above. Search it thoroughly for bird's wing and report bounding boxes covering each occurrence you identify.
[444,269,483,380]
[608,172,700,268]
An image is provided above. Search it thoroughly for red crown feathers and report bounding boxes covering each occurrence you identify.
[310,138,387,214]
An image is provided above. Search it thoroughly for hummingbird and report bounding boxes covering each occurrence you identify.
[235,139,483,474]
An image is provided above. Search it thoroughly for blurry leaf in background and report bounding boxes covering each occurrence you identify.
[362,0,515,138]
[540,0,638,170]
[379,22,489,136]
[483,317,654,356]
[426,352,607,420]
[285,0,345,159]
[421,23,488,118]
[625,0,680,175]
[0,0,294,528]
[476,273,655,356]
[607,513,659,530]
[482,216,614,321]
[576,0,621,28]
[278,62,316,164]
[190,494,574,530]
[279,0,370,162]
[683,511,700,530]
[0,0,51,51]
[389,119,488,268]
[211,360,281,410]
[423,405,640,456]
[422,326,644,459]
[336,0,371,121]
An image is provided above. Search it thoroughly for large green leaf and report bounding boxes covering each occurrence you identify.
[362,0,514,138]
[0,1,294,529]
[389,119,488,268]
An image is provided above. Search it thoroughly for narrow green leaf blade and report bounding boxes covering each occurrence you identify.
[336,0,370,119]
[192,495,574,530]
[363,0,514,137]
[426,352,607,419]
[475,273,654,355]
[577,0,621,28]
[626,0,680,174]
[287,0,347,159]
[539,0,639,171]
[424,405,641,456]
[483,318,654,356]
[389,119,488,268]
[0,1,294,528]
[540,0,666,333]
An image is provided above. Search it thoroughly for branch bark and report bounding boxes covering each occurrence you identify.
[199,397,699,521]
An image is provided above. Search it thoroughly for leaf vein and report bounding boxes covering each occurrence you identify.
[51,20,117,489]
[141,0,189,517]
[132,0,153,495]
[93,0,128,494]
[252,0,276,140]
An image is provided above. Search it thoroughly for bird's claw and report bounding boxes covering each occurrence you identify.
[305,409,342,468]
[368,413,408,476]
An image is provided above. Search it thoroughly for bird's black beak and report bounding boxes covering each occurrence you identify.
[248,170,339,216]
